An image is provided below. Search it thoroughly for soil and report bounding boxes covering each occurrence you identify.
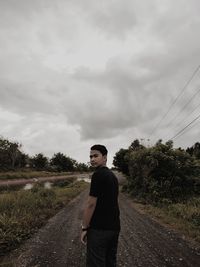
[1,174,200,267]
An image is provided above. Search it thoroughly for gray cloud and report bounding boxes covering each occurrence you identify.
[0,0,200,164]
[88,2,137,39]
[62,86,142,140]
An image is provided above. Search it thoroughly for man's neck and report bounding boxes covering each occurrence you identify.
[96,164,107,169]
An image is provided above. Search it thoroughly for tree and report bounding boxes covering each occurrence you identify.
[9,142,21,169]
[186,142,200,159]
[50,153,75,172]
[129,139,144,151]
[113,148,129,175]
[126,140,198,202]
[193,142,200,159]
[31,153,48,170]
[0,137,23,170]
[14,152,28,168]
[75,162,89,172]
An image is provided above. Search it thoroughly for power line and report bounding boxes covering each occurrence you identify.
[170,112,200,140]
[169,100,200,131]
[172,118,200,141]
[163,97,200,141]
[165,86,200,127]
[149,64,200,138]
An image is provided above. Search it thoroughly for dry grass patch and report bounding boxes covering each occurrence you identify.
[0,181,88,256]
[132,197,200,244]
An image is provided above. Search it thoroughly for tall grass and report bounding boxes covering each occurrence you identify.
[0,181,88,256]
[136,197,200,243]
[166,197,200,227]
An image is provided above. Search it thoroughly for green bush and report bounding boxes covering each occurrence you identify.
[122,140,199,202]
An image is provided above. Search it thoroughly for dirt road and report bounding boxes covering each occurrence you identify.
[2,182,199,267]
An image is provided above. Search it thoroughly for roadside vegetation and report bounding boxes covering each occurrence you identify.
[0,179,88,256]
[0,136,90,173]
[0,136,91,259]
[129,195,200,243]
[0,170,76,181]
[114,139,200,243]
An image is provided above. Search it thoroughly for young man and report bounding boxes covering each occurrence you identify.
[81,144,120,267]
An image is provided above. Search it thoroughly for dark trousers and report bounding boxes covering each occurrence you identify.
[86,228,119,267]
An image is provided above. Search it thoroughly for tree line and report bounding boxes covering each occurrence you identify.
[0,136,89,172]
[113,139,200,203]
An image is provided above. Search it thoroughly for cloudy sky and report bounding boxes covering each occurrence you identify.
[1,0,200,166]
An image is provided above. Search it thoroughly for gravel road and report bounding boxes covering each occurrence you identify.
[2,176,200,267]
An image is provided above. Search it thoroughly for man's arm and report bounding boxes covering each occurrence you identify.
[82,195,97,228]
[81,195,97,245]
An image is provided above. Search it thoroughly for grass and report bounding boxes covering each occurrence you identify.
[0,180,88,257]
[0,170,78,180]
[132,196,200,244]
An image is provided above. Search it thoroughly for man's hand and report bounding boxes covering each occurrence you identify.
[81,231,87,245]
[81,196,97,245]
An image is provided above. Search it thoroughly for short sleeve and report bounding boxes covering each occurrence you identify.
[89,171,102,197]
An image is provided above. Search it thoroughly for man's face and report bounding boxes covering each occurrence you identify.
[90,150,107,167]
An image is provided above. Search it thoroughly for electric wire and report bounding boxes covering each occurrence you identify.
[175,101,200,128]
[172,118,200,141]
[170,112,200,140]
[149,64,200,138]
[163,99,200,140]
[165,86,200,127]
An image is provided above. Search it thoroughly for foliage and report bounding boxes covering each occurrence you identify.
[128,140,198,202]
[50,152,76,172]
[30,153,49,170]
[113,139,146,176]
[0,136,89,173]
[138,196,200,242]
[0,137,27,170]
[53,177,76,187]
[129,139,145,151]
[115,139,200,203]
[0,181,88,256]
[113,148,129,175]
[75,162,90,172]
[186,142,200,159]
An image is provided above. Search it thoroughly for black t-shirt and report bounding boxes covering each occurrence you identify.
[89,166,120,231]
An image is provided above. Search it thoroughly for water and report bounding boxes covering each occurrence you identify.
[77,174,91,183]
[44,182,52,189]
[24,183,34,190]
[23,181,52,190]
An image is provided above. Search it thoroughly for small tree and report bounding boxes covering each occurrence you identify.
[31,153,48,170]
[75,162,89,172]
[0,137,23,170]
[50,153,75,172]
[126,140,198,202]
[129,139,144,151]
[113,148,129,175]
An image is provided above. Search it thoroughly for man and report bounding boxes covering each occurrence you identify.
[81,144,120,267]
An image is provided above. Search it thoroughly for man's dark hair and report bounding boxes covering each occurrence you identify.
[90,144,108,156]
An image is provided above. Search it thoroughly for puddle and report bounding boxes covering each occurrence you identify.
[44,182,52,189]
[23,181,52,190]
[77,177,90,183]
[24,183,34,190]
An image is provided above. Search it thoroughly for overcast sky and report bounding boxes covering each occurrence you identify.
[0,0,200,167]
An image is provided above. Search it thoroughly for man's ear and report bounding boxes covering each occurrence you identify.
[103,155,107,162]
